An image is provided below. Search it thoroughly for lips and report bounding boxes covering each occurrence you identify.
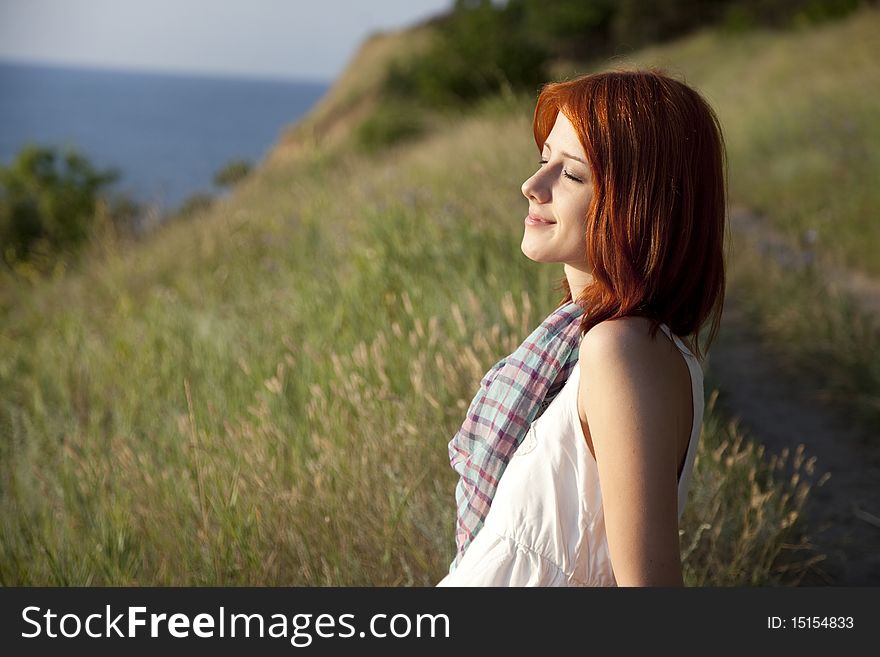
[526,213,556,225]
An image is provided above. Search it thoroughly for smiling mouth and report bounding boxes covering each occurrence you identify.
[525,213,556,225]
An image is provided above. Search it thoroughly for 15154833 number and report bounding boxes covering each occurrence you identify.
[767,616,854,629]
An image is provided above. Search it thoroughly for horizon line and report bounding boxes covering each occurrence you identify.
[0,54,334,86]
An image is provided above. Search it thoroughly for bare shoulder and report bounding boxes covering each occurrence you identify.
[576,315,693,479]
[577,316,689,423]
[577,317,666,424]
[578,316,668,364]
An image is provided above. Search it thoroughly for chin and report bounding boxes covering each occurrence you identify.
[520,240,538,262]
[520,241,557,264]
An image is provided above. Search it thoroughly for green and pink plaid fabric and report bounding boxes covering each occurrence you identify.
[447,299,585,573]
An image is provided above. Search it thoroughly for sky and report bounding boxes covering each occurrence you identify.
[0,0,454,82]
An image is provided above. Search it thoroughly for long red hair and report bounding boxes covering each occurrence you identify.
[533,68,728,363]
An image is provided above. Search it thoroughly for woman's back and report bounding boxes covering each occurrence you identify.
[436,323,704,586]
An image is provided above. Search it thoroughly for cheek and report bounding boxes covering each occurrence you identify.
[563,197,590,229]
[564,201,590,249]
[573,198,591,235]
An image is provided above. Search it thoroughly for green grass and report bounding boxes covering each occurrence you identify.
[4,7,879,585]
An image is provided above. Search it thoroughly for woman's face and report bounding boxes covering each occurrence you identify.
[520,111,593,268]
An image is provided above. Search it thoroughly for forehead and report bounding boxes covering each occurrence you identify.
[544,112,581,147]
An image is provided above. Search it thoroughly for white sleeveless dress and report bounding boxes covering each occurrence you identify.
[436,323,704,587]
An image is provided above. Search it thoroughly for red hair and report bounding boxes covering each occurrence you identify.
[533,68,728,363]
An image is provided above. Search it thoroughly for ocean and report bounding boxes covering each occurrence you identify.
[0,60,331,212]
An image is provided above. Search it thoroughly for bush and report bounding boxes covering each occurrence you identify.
[173,192,215,219]
[213,159,252,189]
[383,0,549,110]
[519,0,616,61]
[0,144,120,268]
[355,101,425,153]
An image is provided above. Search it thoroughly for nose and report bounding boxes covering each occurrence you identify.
[521,169,549,204]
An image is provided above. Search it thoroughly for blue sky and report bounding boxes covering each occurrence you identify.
[0,0,454,82]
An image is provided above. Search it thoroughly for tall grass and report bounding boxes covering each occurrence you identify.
[682,388,827,586]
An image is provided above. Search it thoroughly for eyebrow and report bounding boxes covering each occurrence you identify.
[542,142,587,165]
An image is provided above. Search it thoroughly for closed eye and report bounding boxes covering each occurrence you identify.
[538,159,583,183]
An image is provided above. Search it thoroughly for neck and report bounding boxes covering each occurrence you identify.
[564,262,593,303]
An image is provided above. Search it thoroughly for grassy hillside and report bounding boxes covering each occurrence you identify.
[3,6,878,585]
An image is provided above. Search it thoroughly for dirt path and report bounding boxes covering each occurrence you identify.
[704,207,880,585]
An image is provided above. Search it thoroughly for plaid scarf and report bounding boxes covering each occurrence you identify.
[446,299,585,573]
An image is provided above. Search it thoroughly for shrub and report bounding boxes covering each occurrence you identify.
[355,101,425,153]
[0,144,119,267]
[383,0,549,110]
[213,159,253,189]
[174,192,215,218]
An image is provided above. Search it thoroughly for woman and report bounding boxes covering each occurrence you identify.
[436,68,727,587]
